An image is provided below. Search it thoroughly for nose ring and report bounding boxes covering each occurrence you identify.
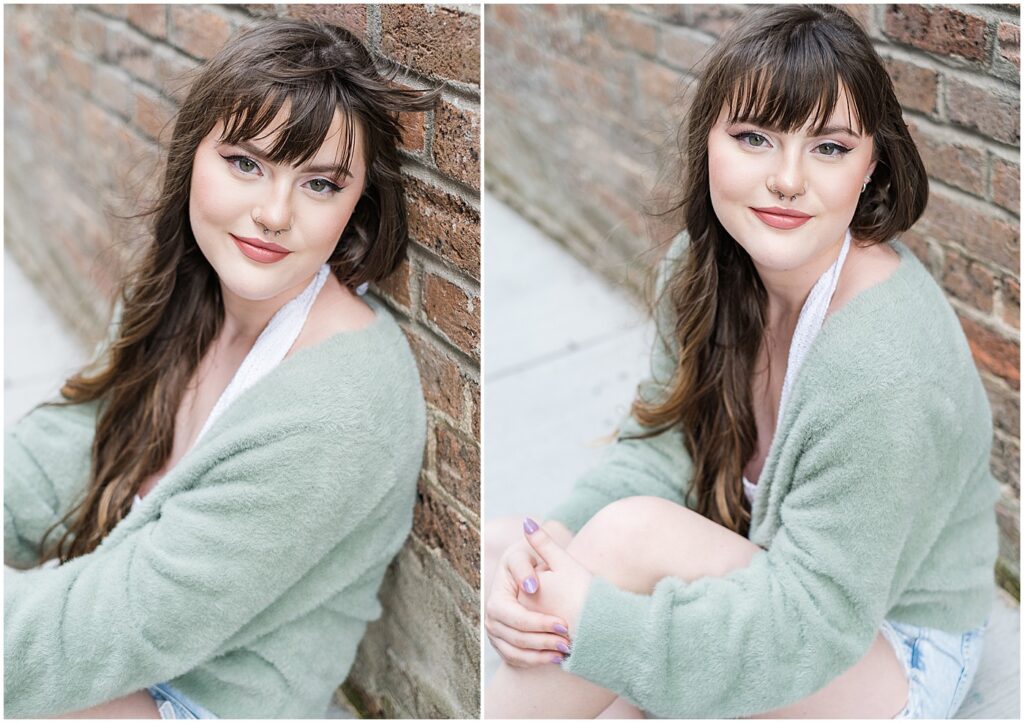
[767,183,805,202]
[253,215,292,237]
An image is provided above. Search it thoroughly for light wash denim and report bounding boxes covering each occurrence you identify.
[147,682,218,720]
[879,617,988,719]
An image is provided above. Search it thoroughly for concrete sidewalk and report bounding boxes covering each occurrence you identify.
[481,197,1019,718]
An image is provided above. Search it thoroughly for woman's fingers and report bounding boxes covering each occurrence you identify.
[487,618,571,654]
[522,517,573,570]
[506,547,541,595]
[489,635,566,668]
[485,589,568,636]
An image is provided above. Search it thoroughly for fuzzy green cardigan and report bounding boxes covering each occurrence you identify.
[4,296,426,719]
[547,237,1000,718]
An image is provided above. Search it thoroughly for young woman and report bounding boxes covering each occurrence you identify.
[485,5,998,719]
[5,19,437,719]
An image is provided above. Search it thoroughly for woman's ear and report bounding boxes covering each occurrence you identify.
[866,158,877,181]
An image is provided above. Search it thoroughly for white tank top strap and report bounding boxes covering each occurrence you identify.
[132,264,331,511]
[744,229,852,505]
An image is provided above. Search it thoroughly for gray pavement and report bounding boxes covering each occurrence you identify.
[480,198,1018,718]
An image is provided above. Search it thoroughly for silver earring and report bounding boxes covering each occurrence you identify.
[861,178,870,194]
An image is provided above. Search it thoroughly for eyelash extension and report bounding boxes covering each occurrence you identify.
[220,154,344,195]
[729,131,852,157]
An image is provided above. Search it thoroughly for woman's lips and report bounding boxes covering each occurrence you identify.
[230,234,291,264]
[751,208,812,230]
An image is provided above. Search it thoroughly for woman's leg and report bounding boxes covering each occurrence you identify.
[56,690,161,718]
[486,497,908,719]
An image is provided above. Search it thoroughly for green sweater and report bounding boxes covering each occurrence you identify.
[4,296,426,719]
[548,237,1000,718]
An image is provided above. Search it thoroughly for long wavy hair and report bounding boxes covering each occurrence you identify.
[632,5,928,536]
[41,19,439,564]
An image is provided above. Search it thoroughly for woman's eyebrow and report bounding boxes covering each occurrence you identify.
[231,140,353,178]
[814,125,861,138]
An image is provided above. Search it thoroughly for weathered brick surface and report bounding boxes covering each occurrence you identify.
[486,3,1020,597]
[434,101,481,190]
[6,4,479,717]
[883,5,987,62]
[421,273,480,359]
[991,155,1020,215]
[381,5,479,84]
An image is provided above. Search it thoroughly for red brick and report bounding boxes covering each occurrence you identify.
[690,5,745,37]
[992,156,1020,216]
[659,26,714,72]
[404,332,464,423]
[93,64,133,119]
[906,121,985,197]
[942,249,996,314]
[168,5,232,61]
[374,255,413,312]
[982,373,1020,438]
[1003,277,1020,330]
[94,4,128,19]
[74,11,108,57]
[434,422,479,514]
[286,4,368,41]
[132,86,176,142]
[958,314,1020,390]
[992,435,1021,494]
[105,23,157,87]
[433,101,480,190]
[998,21,1020,70]
[381,5,479,85]
[404,177,480,280]
[395,83,427,153]
[57,47,92,92]
[491,4,522,30]
[468,376,480,440]
[883,5,987,62]
[883,57,938,116]
[127,4,166,39]
[945,75,1020,146]
[605,8,658,56]
[639,58,687,119]
[421,274,479,358]
[412,478,479,587]
[916,191,1018,271]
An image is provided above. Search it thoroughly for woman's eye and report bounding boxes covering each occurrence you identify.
[817,142,851,157]
[306,178,342,195]
[733,131,770,148]
[224,155,261,175]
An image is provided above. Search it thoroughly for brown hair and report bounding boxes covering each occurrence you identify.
[633,5,927,535]
[41,19,438,563]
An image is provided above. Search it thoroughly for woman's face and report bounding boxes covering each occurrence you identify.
[189,104,367,303]
[706,88,877,273]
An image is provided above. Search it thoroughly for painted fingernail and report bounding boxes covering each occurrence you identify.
[557,642,571,654]
[551,654,564,664]
[553,624,569,635]
[522,576,538,594]
[523,517,540,534]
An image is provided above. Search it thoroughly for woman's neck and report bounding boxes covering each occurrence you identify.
[756,239,845,332]
[218,274,316,347]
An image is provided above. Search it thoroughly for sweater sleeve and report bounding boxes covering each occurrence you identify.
[4,401,99,569]
[3,409,418,718]
[547,234,694,532]
[560,377,958,717]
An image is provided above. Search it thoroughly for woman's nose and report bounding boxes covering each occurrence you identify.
[768,152,806,199]
[254,185,294,233]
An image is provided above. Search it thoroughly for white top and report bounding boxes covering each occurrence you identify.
[743,230,852,506]
[131,265,331,511]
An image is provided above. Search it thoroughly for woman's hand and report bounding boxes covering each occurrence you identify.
[519,518,594,638]
[485,519,573,667]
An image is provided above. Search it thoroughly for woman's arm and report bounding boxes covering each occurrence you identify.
[4,405,420,718]
[4,400,99,568]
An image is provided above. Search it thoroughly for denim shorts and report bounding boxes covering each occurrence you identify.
[147,683,218,720]
[879,617,988,719]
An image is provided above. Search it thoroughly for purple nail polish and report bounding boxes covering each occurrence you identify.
[551,654,564,664]
[557,642,570,654]
[553,624,569,635]
[522,576,538,594]
[523,517,540,534]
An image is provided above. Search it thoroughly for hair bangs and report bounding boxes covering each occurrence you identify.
[724,33,873,138]
[217,81,358,178]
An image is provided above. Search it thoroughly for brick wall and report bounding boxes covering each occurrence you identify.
[4,3,480,716]
[486,3,1021,597]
